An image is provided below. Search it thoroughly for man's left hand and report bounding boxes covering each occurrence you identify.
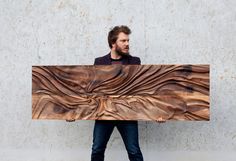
[156,117,166,123]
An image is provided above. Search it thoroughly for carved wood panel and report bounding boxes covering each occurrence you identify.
[32,65,209,121]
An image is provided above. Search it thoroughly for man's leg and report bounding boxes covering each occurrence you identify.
[117,121,144,161]
[91,120,115,161]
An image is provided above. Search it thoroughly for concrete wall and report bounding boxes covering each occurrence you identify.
[0,0,236,160]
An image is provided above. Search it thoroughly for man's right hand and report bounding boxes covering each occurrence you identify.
[66,119,75,122]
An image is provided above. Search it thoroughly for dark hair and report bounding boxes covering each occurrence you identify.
[108,25,131,48]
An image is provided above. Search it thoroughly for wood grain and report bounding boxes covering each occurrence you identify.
[32,65,210,121]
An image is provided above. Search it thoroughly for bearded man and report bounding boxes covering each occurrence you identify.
[91,25,144,161]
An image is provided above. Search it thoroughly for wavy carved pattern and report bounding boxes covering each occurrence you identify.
[32,65,210,121]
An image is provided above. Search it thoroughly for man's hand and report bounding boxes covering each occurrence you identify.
[156,117,166,123]
[66,118,75,122]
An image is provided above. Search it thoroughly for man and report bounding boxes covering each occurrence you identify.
[67,25,165,160]
[91,25,144,161]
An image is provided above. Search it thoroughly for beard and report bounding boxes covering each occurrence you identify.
[115,45,129,57]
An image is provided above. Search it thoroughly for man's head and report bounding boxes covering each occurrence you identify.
[108,25,131,56]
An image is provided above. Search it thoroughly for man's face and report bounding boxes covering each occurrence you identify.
[113,32,130,56]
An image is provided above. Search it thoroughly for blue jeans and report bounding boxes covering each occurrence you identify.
[91,120,144,161]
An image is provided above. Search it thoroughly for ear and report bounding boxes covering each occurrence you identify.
[111,43,116,49]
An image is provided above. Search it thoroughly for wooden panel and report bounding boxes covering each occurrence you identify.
[32,65,210,121]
